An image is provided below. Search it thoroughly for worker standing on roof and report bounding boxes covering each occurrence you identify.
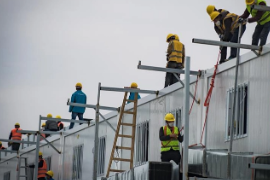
[159,113,183,165]
[8,123,22,151]
[165,34,185,87]
[0,141,6,150]
[45,170,55,180]
[210,11,247,64]
[240,0,270,46]
[56,115,64,131]
[69,82,87,129]
[127,82,141,104]
[28,152,47,180]
[44,114,58,137]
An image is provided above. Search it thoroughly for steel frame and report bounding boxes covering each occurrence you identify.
[249,163,270,170]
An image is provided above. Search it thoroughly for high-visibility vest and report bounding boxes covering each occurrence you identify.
[38,159,47,178]
[11,128,22,140]
[161,126,180,152]
[221,13,243,34]
[58,122,64,129]
[168,40,184,63]
[247,0,270,25]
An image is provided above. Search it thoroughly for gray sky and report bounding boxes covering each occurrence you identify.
[0,0,269,146]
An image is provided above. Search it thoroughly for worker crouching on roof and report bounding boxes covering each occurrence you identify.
[9,123,22,151]
[210,11,246,64]
[127,82,141,104]
[159,113,183,165]
[45,170,55,180]
[56,115,64,131]
[165,34,185,88]
[28,152,47,180]
[240,0,270,46]
[44,114,58,138]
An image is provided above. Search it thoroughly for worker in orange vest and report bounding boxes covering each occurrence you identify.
[28,152,47,180]
[56,115,64,131]
[8,123,22,151]
[0,141,6,150]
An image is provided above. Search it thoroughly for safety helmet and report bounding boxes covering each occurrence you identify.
[166,33,175,42]
[39,151,43,156]
[0,141,2,145]
[47,114,53,118]
[164,113,175,122]
[46,170,54,177]
[55,115,61,119]
[76,82,82,88]
[206,5,215,15]
[210,11,220,21]
[174,34,180,41]
[130,82,138,88]
[15,123,20,126]
[42,123,46,127]
[246,0,255,5]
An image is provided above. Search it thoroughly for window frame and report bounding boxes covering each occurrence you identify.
[72,144,84,180]
[3,171,10,180]
[97,136,106,176]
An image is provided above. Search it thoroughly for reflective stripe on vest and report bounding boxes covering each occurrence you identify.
[247,0,270,25]
[38,159,47,178]
[168,40,184,63]
[222,13,242,33]
[161,126,180,152]
[11,128,22,140]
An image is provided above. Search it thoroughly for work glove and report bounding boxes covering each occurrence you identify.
[219,34,224,40]
[238,18,247,23]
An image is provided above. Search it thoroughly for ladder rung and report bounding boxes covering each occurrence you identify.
[123,111,135,115]
[120,123,134,126]
[125,99,135,102]
[113,158,131,162]
[118,134,132,138]
[116,146,132,150]
[109,169,125,172]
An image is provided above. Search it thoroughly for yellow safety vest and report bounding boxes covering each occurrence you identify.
[161,126,180,152]
[247,0,270,25]
[167,40,184,63]
[222,13,242,33]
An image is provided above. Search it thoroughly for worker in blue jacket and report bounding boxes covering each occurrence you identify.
[69,82,87,129]
[127,82,141,104]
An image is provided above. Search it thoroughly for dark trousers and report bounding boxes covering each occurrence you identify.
[252,21,270,46]
[38,177,46,180]
[11,143,20,151]
[69,112,84,129]
[220,25,246,63]
[164,61,183,88]
[161,149,181,165]
[44,129,58,138]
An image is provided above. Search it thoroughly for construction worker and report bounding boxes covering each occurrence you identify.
[210,11,247,64]
[8,123,22,151]
[0,141,6,150]
[159,113,183,165]
[44,114,58,138]
[56,115,64,131]
[69,82,87,129]
[165,34,185,87]
[240,0,270,46]
[28,152,47,180]
[206,5,229,16]
[40,123,46,141]
[45,170,54,180]
[127,82,141,104]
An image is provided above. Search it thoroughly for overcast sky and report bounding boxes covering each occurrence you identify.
[0,0,269,146]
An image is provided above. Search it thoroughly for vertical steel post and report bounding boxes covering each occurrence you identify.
[228,23,243,179]
[183,57,190,180]
[93,82,101,180]
[33,115,41,180]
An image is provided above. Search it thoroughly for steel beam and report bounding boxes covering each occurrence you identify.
[0,139,37,145]
[249,163,270,170]
[189,178,228,180]
[99,112,116,132]
[100,86,158,95]
[33,116,41,180]
[192,38,261,51]
[40,116,90,124]
[137,61,200,76]
[67,101,119,111]
[40,135,61,154]
[17,130,62,135]
[252,5,270,11]
[0,150,18,153]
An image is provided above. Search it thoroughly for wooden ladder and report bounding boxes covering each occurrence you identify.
[106,90,138,177]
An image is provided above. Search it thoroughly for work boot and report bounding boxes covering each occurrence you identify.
[219,59,225,64]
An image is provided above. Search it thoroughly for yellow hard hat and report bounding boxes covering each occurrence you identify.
[39,151,43,156]
[46,170,54,177]
[246,0,255,5]
[47,114,53,118]
[206,5,215,15]
[76,82,82,88]
[164,113,175,122]
[166,33,174,42]
[42,123,46,127]
[130,82,138,88]
[15,123,20,126]
[55,115,61,119]
[210,11,220,21]
[174,34,180,41]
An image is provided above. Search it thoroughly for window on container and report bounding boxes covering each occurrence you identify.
[44,156,52,170]
[72,144,84,180]
[169,108,182,128]
[225,83,248,141]
[97,136,106,176]
[3,171,10,180]
[134,121,149,166]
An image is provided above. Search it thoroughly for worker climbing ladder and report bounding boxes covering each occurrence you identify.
[106,91,138,177]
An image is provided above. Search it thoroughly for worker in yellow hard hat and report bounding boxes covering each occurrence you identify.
[28,152,48,179]
[210,11,246,64]
[165,34,185,87]
[0,141,6,150]
[159,113,183,165]
[69,82,87,129]
[44,114,58,138]
[46,170,55,180]
[206,5,229,16]
[127,82,141,104]
[8,123,22,151]
[240,0,270,46]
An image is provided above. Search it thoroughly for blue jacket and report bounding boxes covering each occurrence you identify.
[127,92,141,104]
[69,90,87,113]
[47,178,54,180]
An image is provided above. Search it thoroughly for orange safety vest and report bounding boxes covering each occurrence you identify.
[11,128,22,140]
[58,122,63,128]
[38,159,47,178]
